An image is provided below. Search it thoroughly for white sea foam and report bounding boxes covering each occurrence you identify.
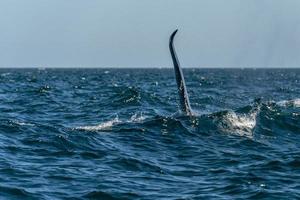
[12,120,35,126]
[1,73,11,77]
[220,108,259,138]
[76,116,121,131]
[129,113,146,123]
[277,98,300,108]
[76,112,147,131]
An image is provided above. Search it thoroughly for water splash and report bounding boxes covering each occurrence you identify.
[129,112,147,123]
[217,103,260,138]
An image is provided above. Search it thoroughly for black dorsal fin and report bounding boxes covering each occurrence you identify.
[169,29,193,115]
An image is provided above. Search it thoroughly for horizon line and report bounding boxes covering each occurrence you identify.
[0,66,299,69]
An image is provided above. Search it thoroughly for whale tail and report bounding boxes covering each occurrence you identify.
[169,29,193,115]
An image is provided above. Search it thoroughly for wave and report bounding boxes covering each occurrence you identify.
[75,97,299,141]
[11,120,35,127]
[110,87,141,106]
[76,112,148,131]
[0,72,11,77]
[0,185,39,199]
[277,98,300,108]
[76,116,121,131]
[217,110,258,138]
[83,190,139,200]
[75,110,259,139]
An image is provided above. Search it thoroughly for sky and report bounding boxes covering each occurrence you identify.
[0,0,300,68]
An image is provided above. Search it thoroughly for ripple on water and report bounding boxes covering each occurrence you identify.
[0,68,299,199]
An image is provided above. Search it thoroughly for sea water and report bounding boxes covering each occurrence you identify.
[0,68,299,199]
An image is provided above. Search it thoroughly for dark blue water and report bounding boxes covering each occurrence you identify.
[0,68,299,199]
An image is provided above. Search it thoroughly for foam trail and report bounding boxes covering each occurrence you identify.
[76,112,148,131]
[76,116,120,131]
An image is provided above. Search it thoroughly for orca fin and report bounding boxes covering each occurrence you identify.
[169,29,193,115]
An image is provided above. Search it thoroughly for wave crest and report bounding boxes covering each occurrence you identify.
[277,98,300,108]
[76,116,121,131]
[219,110,258,137]
[76,112,148,131]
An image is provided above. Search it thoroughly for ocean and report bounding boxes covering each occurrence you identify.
[0,68,299,199]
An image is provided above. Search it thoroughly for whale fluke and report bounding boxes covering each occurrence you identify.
[169,29,193,115]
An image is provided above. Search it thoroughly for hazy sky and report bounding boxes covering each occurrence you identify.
[0,0,300,68]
